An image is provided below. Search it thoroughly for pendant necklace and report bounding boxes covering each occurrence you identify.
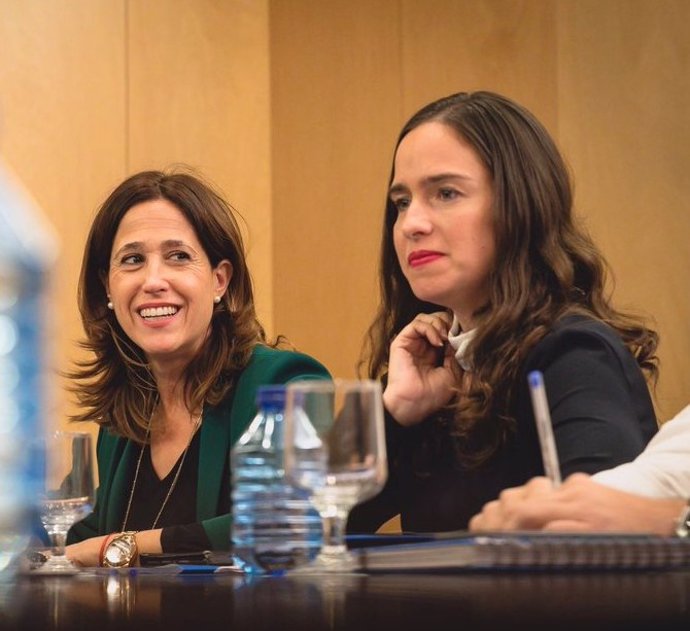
[121,405,203,531]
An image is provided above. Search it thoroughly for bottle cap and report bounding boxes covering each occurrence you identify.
[255,385,286,410]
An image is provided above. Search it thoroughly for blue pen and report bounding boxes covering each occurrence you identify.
[527,371,561,486]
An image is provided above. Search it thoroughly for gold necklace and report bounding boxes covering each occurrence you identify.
[121,406,203,531]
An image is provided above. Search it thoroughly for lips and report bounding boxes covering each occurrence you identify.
[407,250,443,267]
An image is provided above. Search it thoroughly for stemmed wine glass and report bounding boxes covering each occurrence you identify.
[37,431,94,573]
[284,379,387,572]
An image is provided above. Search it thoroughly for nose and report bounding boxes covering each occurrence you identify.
[397,199,432,240]
[141,258,169,293]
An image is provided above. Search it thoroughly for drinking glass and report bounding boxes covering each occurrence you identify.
[284,379,387,572]
[38,431,94,573]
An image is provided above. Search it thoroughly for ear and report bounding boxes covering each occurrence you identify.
[213,259,233,296]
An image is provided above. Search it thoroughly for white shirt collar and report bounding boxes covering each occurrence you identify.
[447,315,476,372]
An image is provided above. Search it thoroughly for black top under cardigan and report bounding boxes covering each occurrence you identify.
[347,315,657,533]
[124,431,229,551]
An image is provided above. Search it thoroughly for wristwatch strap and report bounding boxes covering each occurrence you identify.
[98,534,115,567]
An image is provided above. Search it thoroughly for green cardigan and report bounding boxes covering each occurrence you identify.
[66,345,330,550]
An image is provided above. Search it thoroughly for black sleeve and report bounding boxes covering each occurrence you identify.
[160,523,212,553]
[525,322,657,478]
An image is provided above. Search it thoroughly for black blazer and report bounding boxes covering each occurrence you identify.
[348,315,657,533]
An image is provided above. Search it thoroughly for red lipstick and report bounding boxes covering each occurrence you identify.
[408,250,443,267]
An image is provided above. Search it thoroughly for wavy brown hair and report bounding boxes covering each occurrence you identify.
[68,168,269,442]
[363,91,658,467]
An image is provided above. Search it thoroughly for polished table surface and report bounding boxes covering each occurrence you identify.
[2,568,690,631]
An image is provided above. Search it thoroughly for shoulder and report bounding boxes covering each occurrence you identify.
[526,314,631,366]
[547,314,624,345]
[521,314,656,429]
[225,345,331,411]
[221,345,330,444]
[242,345,331,384]
[522,314,653,410]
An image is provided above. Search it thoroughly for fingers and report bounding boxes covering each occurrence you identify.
[469,477,558,532]
[522,476,556,495]
[495,477,554,503]
[470,489,525,532]
[470,477,600,534]
[561,472,591,486]
[398,312,451,349]
[468,500,501,531]
[382,310,453,428]
[64,537,102,567]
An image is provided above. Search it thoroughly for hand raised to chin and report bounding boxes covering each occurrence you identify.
[383,311,457,426]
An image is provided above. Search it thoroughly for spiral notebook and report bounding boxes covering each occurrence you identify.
[351,532,690,572]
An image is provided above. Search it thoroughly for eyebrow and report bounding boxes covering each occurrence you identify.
[112,239,188,258]
[388,172,474,196]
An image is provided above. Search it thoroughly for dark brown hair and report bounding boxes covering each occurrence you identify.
[364,91,658,466]
[69,168,268,441]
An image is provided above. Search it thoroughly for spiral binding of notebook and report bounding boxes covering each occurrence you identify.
[353,533,690,572]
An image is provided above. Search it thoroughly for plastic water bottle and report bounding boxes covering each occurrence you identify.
[231,385,322,574]
[0,158,58,574]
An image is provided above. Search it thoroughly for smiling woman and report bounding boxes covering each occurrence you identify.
[107,199,232,371]
[348,91,660,535]
[61,169,330,567]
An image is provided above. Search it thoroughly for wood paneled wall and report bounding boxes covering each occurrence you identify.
[556,0,690,418]
[127,0,272,328]
[270,0,561,379]
[0,0,127,428]
[271,0,689,421]
[1,0,687,429]
[0,0,271,429]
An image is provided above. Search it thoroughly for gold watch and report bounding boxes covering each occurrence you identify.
[102,531,139,568]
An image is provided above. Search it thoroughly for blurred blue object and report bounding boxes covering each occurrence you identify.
[0,158,58,571]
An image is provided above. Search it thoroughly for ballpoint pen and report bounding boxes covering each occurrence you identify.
[528,370,562,486]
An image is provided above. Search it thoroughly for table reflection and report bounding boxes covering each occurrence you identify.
[4,569,690,631]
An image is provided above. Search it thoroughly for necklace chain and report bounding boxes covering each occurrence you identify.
[121,406,203,532]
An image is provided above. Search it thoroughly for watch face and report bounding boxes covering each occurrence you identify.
[105,537,135,567]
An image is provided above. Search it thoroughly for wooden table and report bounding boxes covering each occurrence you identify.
[3,568,690,630]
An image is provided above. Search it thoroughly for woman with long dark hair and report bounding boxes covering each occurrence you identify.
[349,91,658,533]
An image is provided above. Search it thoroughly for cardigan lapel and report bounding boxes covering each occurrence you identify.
[102,437,138,533]
[197,403,231,521]
[196,356,261,521]
[101,408,232,528]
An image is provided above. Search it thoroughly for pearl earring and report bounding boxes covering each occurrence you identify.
[107,301,114,310]
[213,295,221,304]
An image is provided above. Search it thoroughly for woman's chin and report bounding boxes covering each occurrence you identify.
[141,345,197,368]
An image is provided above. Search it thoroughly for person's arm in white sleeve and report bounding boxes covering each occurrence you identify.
[593,405,690,498]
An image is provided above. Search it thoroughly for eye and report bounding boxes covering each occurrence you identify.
[169,250,191,262]
[121,253,143,265]
[391,196,411,212]
[438,187,461,201]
